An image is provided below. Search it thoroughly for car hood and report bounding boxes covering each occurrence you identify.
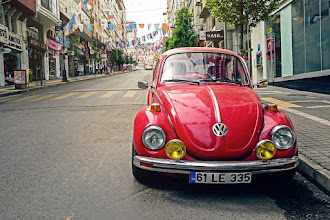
[158,84,263,160]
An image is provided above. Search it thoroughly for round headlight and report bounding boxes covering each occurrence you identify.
[142,126,166,150]
[165,140,186,160]
[271,125,295,150]
[256,140,277,160]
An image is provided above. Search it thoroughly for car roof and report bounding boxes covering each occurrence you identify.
[162,47,239,57]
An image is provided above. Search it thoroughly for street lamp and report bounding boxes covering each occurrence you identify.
[55,21,68,82]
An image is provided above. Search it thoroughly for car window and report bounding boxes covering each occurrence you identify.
[160,52,249,85]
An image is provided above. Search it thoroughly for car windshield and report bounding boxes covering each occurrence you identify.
[160,52,249,85]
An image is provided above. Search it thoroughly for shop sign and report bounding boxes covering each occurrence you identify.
[267,38,274,60]
[14,70,27,85]
[0,24,9,44]
[28,36,47,51]
[174,0,180,11]
[200,31,206,40]
[267,28,272,34]
[47,38,59,51]
[206,31,224,41]
[8,32,22,51]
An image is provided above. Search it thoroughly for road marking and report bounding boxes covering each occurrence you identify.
[123,91,137,98]
[100,91,117,98]
[289,100,330,103]
[8,95,39,103]
[31,94,56,101]
[282,107,330,126]
[307,105,330,109]
[77,92,97,99]
[54,92,77,100]
[0,95,20,102]
[261,97,302,108]
[65,212,74,220]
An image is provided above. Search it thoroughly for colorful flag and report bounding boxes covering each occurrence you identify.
[154,23,159,30]
[131,24,137,29]
[108,24,115,30]
[126,24,132,32]
[116,24,122,30]
[93,23,100,29]
[139,24,145,28]
[162,23,169,31]
[86,24,92,32]
[147,24,152,31]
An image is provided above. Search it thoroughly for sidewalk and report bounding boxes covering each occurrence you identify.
[0,71,128,97]
[255,85,330,194]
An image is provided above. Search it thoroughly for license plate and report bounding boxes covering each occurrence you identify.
[190,172,252,184]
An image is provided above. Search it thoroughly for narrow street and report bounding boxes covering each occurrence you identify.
[0,70,328,219]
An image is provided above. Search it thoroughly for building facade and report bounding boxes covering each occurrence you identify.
[251,0,330,84]
[0,0,36,86]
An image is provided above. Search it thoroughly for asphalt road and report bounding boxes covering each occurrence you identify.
[0,70,329,219]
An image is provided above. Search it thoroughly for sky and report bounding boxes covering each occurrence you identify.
[123,0,167,39]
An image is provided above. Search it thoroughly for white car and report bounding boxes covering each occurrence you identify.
[145,65,153,70]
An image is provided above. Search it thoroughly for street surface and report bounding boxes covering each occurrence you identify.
[0,70,329,219]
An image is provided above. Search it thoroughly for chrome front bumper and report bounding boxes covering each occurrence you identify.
[133,156,299,175]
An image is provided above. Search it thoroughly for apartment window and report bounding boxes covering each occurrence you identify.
[41,0,57,14]
[0,5,4,24]
[11,16,16,33]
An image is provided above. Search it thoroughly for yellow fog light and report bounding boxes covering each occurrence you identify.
[165,140,186,160]
[256,140,277,160]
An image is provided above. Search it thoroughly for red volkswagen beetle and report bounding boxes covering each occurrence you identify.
[132,47,298,184]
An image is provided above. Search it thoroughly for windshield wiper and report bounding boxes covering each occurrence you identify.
[201,78,243,86]
[162,79,200,85]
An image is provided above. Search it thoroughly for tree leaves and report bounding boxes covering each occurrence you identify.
[164,7,199,52]
[205,0,280,28]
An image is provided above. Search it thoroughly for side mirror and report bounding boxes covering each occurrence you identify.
[256,79,268,88]
[138,80,148,89]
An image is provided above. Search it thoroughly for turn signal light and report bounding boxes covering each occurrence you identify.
[266,104,278,113]
[165,140,186,160]
[256,140,277,160]
[150,103,161,112]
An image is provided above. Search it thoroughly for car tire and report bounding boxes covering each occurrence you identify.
[132,143,153,183]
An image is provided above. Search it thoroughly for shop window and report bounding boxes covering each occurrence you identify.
[305,0,322,73]
[321,0,330,70]
[292,0,306,74]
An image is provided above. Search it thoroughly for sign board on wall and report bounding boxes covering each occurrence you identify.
[8,32,22,51]
[206,31,224,41]
[174,0,180,11]
[14,70,27,85]
[47,38,59,51]
[200,31,206,40]
[0,24,8,44]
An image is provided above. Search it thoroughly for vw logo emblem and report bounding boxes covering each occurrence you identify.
[212,123,228,137]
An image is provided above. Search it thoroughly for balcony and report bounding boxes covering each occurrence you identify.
[36,0,60,27]
[41,0,55,14]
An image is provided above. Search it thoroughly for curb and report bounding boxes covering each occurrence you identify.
[298,154,330,195]
[0,71,130,98]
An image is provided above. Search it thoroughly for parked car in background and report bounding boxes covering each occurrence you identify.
[132,47,298,185]
[145,65,153,70]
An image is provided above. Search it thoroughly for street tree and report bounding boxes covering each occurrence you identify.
[205,0,280,54]
[164,7,198,52]
[129,55,134,64]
